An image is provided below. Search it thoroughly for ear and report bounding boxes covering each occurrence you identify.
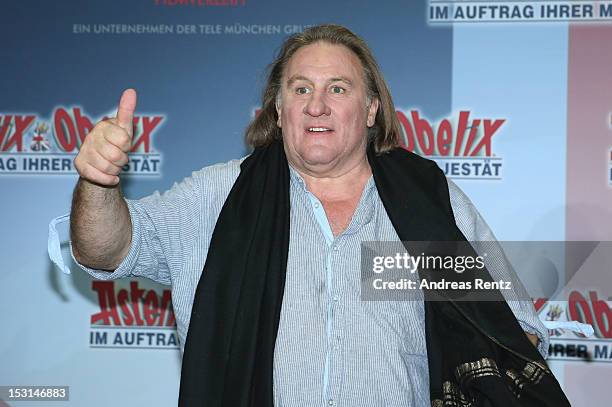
[366,97,379,127]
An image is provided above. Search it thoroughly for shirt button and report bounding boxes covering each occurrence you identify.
[333,296,339,302]
[333,246,339,252]
[328,400,336,406]
[314,202,320,208]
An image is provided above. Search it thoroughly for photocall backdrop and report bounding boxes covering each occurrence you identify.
[1,0,611,405]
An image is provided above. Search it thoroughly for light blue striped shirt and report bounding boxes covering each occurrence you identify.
[74,157,548,407]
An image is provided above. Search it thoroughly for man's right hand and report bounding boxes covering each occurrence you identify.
[74,89,137,186]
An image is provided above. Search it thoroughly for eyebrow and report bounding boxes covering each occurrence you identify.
[286,75,353,88]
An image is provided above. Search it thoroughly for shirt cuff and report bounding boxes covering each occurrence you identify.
[70,200,141,280]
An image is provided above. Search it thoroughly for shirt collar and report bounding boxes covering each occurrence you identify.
[289,165,376,232]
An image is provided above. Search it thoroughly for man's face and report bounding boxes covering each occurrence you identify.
[277,42,379,177]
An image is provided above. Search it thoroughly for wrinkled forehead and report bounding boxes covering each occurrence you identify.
[282,41,367,89]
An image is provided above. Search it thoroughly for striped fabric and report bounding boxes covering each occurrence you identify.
[74,157,548,407]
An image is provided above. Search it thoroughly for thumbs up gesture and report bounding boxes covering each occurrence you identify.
[74,89,137,186]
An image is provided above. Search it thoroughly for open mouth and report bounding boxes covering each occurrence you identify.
[306,127,334,134]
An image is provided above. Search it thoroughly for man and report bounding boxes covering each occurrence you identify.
[70,25,567,406]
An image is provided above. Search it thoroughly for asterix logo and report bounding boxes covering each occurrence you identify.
[396,110,505,180]
[0,107,164,176]
[89,281,179,349]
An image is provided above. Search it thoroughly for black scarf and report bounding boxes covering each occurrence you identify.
[179,141,570,406]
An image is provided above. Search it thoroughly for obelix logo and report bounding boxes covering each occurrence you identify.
[397,110,506,180]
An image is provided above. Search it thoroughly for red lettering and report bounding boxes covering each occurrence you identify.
[590,291,612,338]
[0,115,35,151]
[73,107,94,146]
[143,290,159,325]
[131,116,162,153]
[453,111,470,156]
[159,289,176,327]
[411,111,435,155]
[91,281,121,325]
[130,281,145,326]
[568,291,594,337]
[0,109,164,154]
[462,120,480,156]
[54,108,78,152]
[92,280,176,327]
[469,119,505,156]
[534,298,548,313]
[437,119,452,155]
[0,115,13,150]
[395,110,503,157]
[396,111,415,151]
[117,288,135,326]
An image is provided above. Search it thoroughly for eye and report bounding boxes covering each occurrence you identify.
[330,86,345,94]
[295,87,311,95]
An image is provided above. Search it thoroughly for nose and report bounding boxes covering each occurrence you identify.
[303,91,331,117]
